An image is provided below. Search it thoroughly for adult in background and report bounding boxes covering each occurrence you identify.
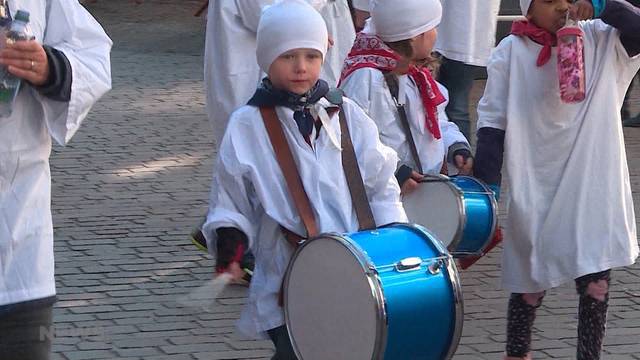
[435,0,501,139]
[0,1,112,359]
[349,0,369,31]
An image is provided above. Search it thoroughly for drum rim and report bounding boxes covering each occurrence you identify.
[443,254,465,360]
[415,177,466,252]
[451,175,499,257]
[283,231,388,360]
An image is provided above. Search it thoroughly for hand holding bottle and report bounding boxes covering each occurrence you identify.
[0,39,49,86]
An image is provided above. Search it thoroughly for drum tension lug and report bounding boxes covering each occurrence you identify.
[428,260,443,275]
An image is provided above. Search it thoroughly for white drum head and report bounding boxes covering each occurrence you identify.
[402,181,463,248]
[284,236,381,360]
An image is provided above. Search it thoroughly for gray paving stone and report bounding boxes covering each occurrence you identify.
[45,1,640,359]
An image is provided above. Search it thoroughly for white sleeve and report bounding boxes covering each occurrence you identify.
[203,131,260,256]
[234,0,274,33]
[343,99,408,226]
[340,68,397,140]
[477,42,511,131]
[40,0,112,145]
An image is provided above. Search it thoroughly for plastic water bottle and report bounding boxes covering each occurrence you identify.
[557,15,586,103]
[0,10,33,117]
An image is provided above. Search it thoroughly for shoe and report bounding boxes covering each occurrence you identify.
[190,227,208,252]
[623,114,640,127]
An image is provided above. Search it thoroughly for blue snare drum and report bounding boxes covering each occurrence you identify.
[402,175,497,256]
[283,223,463,360]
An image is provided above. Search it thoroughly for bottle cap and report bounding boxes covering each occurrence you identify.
[14,10,29,22]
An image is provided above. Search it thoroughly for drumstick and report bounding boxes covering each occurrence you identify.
[177,272,233,311]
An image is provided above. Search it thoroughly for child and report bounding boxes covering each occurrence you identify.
[473,0,640,358]
[195,0,355,283]
[203,0,407,357]
[339,0,473,196]
[204,0,354,145]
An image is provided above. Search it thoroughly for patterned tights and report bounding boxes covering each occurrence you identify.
[506,270,611,359]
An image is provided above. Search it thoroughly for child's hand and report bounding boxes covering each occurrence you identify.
[454,154,473,175]
[401,171,423,195]
[400,178,420,195]
[570,0,594,21]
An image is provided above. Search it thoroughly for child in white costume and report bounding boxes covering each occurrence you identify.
[339,0,472,195]
[203,1,406,357]
[473,0,640,358]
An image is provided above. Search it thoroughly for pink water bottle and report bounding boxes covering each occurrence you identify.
[557,17,586,103]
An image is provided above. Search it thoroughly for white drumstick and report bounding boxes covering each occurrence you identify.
[177,272,233,311]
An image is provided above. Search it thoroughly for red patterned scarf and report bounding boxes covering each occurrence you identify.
[339,32,445,139]
[511,20,558,66]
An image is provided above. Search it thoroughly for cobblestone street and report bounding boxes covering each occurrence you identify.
[46,1,640,359]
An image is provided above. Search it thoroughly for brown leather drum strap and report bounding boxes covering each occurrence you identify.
[260,107,319,241]
[383,72,424,174]
[338,107,376,231]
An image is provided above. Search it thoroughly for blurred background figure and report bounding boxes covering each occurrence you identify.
[435,0,501,140]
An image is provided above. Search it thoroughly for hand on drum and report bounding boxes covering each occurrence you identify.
[400,170,424,195]
[0,40,50,86]
[454,154,473,175]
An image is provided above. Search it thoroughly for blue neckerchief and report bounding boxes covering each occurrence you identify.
[248,78,330,138]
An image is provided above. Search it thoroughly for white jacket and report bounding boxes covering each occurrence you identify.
[204,97,407,338]
[478,20,640,292]
[0,0,112,306]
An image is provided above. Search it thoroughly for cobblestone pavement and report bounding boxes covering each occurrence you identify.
[47,1,640,359]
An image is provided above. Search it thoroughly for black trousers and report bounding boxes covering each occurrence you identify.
[268,325,298,360]
[0,298,54,360]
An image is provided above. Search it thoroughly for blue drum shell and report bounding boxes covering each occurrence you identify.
[347,224,464,360]
[450,176,497,255]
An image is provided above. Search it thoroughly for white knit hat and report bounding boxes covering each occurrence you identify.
[370,0,442,42]
[520,0,532,15]
[256,0,328,74]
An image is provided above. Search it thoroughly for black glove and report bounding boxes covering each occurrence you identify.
[453,148,473,162]
[395,164,414,188]
[215,227,249,273]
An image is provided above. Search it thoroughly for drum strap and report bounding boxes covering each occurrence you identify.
[260,107,319,241]
[383,72,424,174]
[383,72,449,175]
[338,108,377,231]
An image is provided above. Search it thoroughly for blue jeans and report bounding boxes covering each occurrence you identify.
[437,56,480,140]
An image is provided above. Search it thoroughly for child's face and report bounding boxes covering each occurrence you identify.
[411,28,438,62]
[527,0,572,33]
[268,49,323,95]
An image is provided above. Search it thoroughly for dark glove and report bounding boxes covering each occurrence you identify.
[453,148,473,162]
[395,164,414,188]
[215,227,249,274]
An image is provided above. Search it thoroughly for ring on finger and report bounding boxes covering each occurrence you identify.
[30,60,34,70]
